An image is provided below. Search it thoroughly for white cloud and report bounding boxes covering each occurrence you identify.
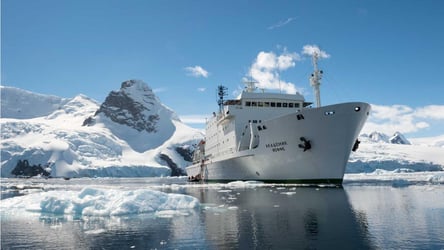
[267,17,297,30]
[197,87,206,92]
[153,87,167,93]
[362,104,444,136]
[179,114,207,124]
[302,45,330,59]
[247,50,301,94]
[185,66,209,78]
[414,105,444,120]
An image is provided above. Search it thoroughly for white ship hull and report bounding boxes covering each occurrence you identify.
[186,102,370,184]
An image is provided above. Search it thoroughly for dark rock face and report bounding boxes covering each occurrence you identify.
[175,146,194,162]
[95,90,159,132]
[86,80,160,133]
[159,154,186,176]
[11,160,51,177]
[389,132,411,145]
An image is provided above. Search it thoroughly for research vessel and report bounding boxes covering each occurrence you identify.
[186,53,370,184]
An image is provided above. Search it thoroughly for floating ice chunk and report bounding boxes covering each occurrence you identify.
[1,187,199,217]
[226,180,264,188]
[217,189,233,193]
[155,210,191,218]
[427,173,444,184]
[280,192,296,195]
[84,229,107,235]
[41,197,71,214]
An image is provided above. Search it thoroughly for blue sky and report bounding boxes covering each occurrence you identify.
[2,0,444,137]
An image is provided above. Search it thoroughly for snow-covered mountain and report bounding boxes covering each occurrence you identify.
[389,132,411,145]
[348,132,444,173]
[1,81,203,178]
[1,86,70,119]
[363,131,411,145]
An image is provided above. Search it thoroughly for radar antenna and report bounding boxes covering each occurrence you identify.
[217,85,228,114]
[310,52,323,107]
[244,78,257,93]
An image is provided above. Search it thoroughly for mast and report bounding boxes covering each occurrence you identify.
[217,85,228,114]
[310,52,323,107]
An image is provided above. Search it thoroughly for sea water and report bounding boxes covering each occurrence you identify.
[1,177,443,249]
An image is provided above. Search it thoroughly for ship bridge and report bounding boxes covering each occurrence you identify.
[220,90,312,117]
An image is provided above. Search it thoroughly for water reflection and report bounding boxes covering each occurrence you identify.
[2,179,443,249]
[1,184,375,249]
[186,186,375,249]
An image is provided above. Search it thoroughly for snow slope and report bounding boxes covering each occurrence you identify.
[347,133,444,173]
[1,86,70,119]
[1,81,203,177]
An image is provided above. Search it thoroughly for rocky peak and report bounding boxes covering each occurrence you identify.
[368,131,390,143]
[121,79,149,90]
[389,132,411,145]
[89,80,162,133]
[363,131,411,145]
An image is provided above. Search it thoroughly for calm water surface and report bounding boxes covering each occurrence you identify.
[1,178,443,249]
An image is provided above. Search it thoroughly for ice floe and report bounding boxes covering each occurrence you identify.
[0,187,200,217]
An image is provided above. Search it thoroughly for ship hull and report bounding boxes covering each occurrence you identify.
[186,102,370,184]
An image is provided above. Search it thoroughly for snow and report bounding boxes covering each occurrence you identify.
[0,86,70,119]
[1,82,203,178]
[344,171,444,186]
[0,187,200,217]
[347,133,444,173]
[410,135,444,148]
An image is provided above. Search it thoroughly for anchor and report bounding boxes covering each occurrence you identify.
[298,137,311,152]
[352,139,360,152]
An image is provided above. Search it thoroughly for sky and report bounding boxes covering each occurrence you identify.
[2,0,444,138]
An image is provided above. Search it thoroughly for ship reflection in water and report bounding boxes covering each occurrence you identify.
[188,185,374,249]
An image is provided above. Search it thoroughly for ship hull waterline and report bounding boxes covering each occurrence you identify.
[186,102,371,184]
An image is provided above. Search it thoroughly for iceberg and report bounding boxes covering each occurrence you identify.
[1,187,200,217]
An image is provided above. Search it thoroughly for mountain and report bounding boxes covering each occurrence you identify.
[347,133,444,173]
[1,81,203,178]
[366,131,390,143]
[83,80,179,152]
[1,86,70,119]
[363,131,410,145]
[389,132,411,145]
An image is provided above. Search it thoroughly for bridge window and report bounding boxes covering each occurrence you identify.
[246,101,251,106]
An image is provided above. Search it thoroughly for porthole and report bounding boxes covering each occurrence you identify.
[354,106,361,112]
[324,111,335,116]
